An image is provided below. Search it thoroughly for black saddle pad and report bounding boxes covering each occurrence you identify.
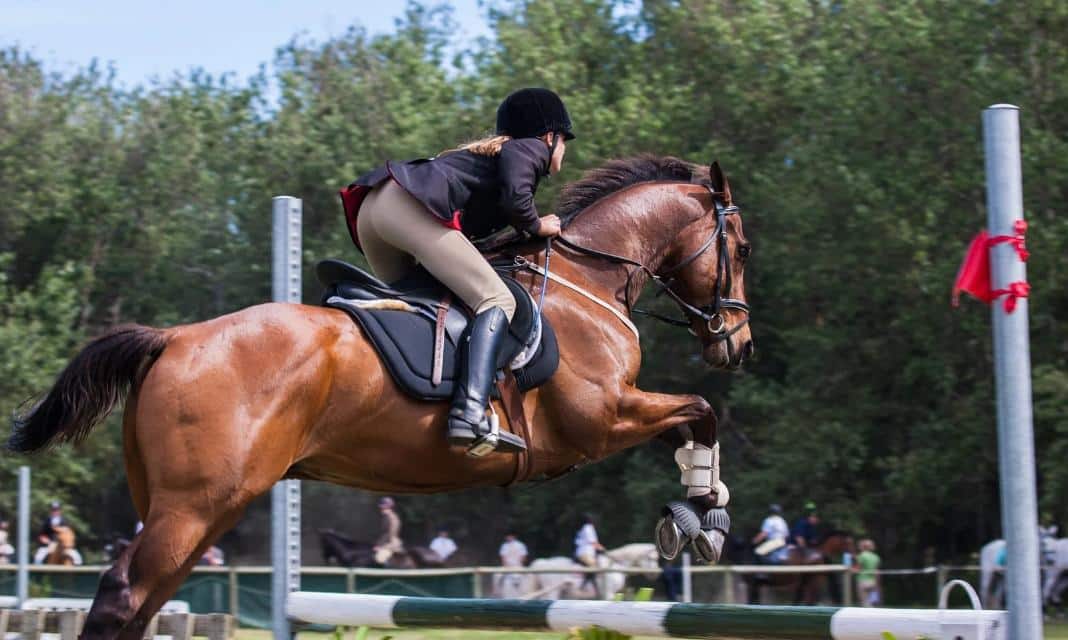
[317,259,559,401]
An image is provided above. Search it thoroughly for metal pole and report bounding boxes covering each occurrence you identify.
[681,552,692,603]
[229,566,239,620]
[983,104,1042,640]
[271,196,302,640]
[16,466,30,603]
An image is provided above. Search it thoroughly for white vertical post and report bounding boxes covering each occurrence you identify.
[16,466,30,604]
[271,196,302,640]
[681,552,692,603]
[983,104,1042,640]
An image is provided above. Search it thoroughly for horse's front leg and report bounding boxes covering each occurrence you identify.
[604,389,730,564]
[655,404,732,565]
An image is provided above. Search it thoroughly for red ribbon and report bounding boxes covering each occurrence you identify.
[991,281,1030,313]
[951,220,1031,314]
[987,219,1029,262]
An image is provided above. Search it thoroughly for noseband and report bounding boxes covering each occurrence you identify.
[555,187,750,346]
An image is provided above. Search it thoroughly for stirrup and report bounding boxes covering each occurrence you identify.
[466,413,526,458]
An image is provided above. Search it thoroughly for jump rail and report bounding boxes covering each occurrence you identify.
[287,592,1006,640]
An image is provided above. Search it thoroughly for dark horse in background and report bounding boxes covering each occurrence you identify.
[736,531,855,605]
[318,529,443,568]
[8,156,752,640]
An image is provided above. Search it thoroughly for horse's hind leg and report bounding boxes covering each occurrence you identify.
[80,500,247,640]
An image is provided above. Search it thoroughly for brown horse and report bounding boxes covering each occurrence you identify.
[44,525,81,566]
[8,156,752,640]
[746,532,856,605]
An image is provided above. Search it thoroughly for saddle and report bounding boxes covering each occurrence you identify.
[316,259,559,402]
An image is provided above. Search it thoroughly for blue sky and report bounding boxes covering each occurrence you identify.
[1,0,491,87]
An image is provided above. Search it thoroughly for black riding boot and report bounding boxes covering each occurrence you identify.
[447,306,521,451]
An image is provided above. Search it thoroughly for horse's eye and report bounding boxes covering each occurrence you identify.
[738,245,752,259]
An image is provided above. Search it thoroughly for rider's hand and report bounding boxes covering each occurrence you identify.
[536,214,562,237]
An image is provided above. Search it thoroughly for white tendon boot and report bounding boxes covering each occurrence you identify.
[654,442,731,564]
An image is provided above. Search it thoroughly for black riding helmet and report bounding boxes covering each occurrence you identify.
[496,88,575,140]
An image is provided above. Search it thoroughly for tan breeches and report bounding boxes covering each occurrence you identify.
[356,179,516,320]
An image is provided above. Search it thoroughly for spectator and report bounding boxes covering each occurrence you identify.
[574,513,605,596]
[373,497,404,565]
[33,534,52,564]
[659,556,683,601]
[574,513,605,566]
[499,532,528,567]
[429,528,457,562]
[199,545,225,566]
[791,502,821,549]
[752,504,790,564]
[0,521,13,562]
[39,501,68,542]
[855,539,881,607]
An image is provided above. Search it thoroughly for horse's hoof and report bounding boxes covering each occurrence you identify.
[691,528,726,564]
[655,516,685,561]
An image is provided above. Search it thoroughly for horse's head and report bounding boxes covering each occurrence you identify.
[820,531,855,557]
[54,525,76,549]
[669,162,753,369]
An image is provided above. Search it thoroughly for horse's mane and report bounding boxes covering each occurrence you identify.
[557,155,711,226]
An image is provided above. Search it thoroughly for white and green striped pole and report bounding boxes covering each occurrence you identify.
[288,593,1006,640]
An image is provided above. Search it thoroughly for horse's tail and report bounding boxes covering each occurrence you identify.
[7,324,169,453]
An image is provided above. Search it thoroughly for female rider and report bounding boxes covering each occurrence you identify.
[339,88,573,453]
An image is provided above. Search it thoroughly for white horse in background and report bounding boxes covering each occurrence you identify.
[1043,538,1068,606]
[980,532,1068,608]
[498,543,661,600]
[979,539,1006,609]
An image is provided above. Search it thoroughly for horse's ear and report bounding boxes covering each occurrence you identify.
[709,161,733,205]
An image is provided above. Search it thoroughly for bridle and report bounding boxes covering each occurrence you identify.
[554,186,750,348]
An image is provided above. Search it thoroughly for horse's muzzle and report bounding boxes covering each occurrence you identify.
[702,337,754,369]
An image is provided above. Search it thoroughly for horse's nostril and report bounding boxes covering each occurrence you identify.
[741,340,755,360]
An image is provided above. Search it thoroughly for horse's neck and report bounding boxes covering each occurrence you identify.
[559,184,704,301]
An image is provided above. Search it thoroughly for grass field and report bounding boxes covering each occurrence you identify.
[229,620,1068,640]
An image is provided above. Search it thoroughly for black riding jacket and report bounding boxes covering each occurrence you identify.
[340,138,551,245]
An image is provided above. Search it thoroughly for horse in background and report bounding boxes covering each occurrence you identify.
[35,526,83,565]
[507,543,662,600]
[319,528,443,569]
[981,534,1068,608]
[740,531,854,605]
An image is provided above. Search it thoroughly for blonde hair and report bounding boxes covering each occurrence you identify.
[443,134,513,157]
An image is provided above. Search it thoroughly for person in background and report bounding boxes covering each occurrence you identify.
[429,528,457,562]
[659,555,683,601]
[499,531,528,567]
[38,501,68,542]
[574,513,605,596]
[574,513,605,567]
[0,521,14,562]
[791,502,821,549]
[199,545,225,566]
[855,538,881,607]
[373,497,404,565]
[752,504,790,564]
[496,531,530,597]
